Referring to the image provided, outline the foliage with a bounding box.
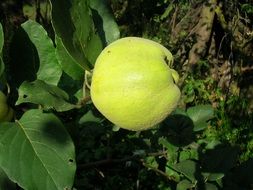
[0,0,252,189]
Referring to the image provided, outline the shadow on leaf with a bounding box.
[158,114,195,146]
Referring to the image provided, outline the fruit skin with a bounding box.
[0,91,13,122]
[90,37,181,131]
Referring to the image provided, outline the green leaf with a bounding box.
[176,179,193,190]
[21,20,62,85]
[159,137,178,164]
[179,148,199,162]
[0,23,3,53]
[160,3,174,20]
[187,105,214,131]
[112,125,120,131]
[0,167,16,190]
[0,109,76,190]
[165,166,181,182]
[50,0,103,78]
[173,108,188,116]
[84,33,103,66]
[202,172,224,181]
[0,57,4,79]
[173,160,197,183]
[241,4,253,14]
[16,80,76,112]
[70,0,103,66]
[144,156,158,169]
[55,36,84,80]
[0,22,4,78]
[8,27,39,86]
[205,140,221,149]
[79,110,103,124]
[50,0,90,78]
[205,183,218,190]
[57,72,84,101]
[90,0,120,45]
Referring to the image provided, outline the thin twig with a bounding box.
[78,151,167,170]
[141,161,177,182]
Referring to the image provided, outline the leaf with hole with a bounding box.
[16,80,76,112]
[0,109,76,190]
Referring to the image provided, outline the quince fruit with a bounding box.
[91,37,181,131]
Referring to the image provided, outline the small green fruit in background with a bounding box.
[0,91,14,122]
[90,37,181,131]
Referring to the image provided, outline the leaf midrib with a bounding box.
[16,119,58,190]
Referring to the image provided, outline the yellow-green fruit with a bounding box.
[0,91,13,122]
[90,37,181,131]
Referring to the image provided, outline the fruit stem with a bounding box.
[76,96,91,108]
[84,70,92,90]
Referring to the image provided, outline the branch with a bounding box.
[141,161,177,182]
[78,151,167,170]
[241,65,253,73]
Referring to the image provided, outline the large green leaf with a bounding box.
[0,109,76,190]
[16,80,76,112]
[50,0,103,79]
[90,0,120,45]
[84,33,103,66]
[50,0,89,79]
[21,20,62,85]
[187,105,214,131]
[71,0,103,66]
[0,167,16,190]
[55,36,84,80]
